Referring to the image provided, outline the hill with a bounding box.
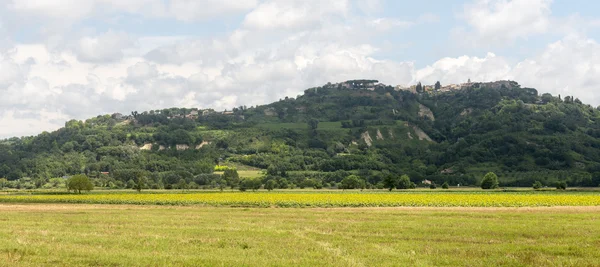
[2,79,600,189]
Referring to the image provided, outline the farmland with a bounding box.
[1,190,600,207]
[1,204,599,266]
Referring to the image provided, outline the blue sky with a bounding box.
[0,0,599,137]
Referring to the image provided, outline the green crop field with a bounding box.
[1,204,599,266]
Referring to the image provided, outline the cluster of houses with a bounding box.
[396,79,517,93]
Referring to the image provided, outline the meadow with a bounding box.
[1,204,599,266]
[1,190,600,207]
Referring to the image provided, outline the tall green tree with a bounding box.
[67,174,94,194]
[481,172,499,189]
[397,175,412,189]
[383,174,400,191]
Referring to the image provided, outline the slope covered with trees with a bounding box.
[2,80,600,189]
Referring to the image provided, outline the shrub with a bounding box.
[441,182,449,189]
[481,172,499,189]
[556,181,567,190]
[67,175,94,194]
[397,175,412,189]
[429,183,437,189]
[340,175,365,190]
[532,181,543,190]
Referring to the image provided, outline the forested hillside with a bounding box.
[2,79,600,189]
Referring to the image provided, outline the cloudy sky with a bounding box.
[1,0,599,138]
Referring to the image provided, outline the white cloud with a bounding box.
[242,0,349,30]
[461,0,552,43]
[72,31,136,63]
[167,0,257,21]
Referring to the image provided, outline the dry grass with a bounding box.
[1,203,599,266]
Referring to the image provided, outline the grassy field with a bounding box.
[1,204,599,266]
[1,191,600,207]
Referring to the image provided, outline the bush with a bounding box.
[429,183,437,189]
[340,175,365,190]
[481,172,499,189]
[67,175,94,194]
[556,181,567,190]
[397,175,412,189]
[532,180,543,190]
[441,182,449,189]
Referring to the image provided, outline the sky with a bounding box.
[1,0,599,138]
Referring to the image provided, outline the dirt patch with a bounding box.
[139,143,152,150]
[460,108,473,116]
[410,125,433,142]
[376,129,384,140]
[361,131,373,147]
[195,141,211,149]
[176,144,190,150]
[418,104,435,121]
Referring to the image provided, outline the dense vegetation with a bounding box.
[2,79,600,190]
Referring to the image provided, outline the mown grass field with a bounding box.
[1,204,599,266]
[1,190,600,207]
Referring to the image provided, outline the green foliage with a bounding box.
[2,80,600,190]
[556,181,567,190]
[441,182,449,189]
[340,175,365,189]
[397,175,412,189]
[430,183,437,189]
[532,181,543,190]
[264,179,277,191]
[223,169,240,189]
[383,174,400,191]
[67,175,93,194]
[481,172,499,189]
[239,177,262,191]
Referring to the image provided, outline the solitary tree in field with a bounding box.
[480,172,499,189]
[441,182,449,189]
[532,181,543,190]
[265,179,277,191]
[397,175,412,189]
[383,174,400,191]
[67,174,94,194]
[134,174,147,193]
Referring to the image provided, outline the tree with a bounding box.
[434,81,441,90]
[429,182,437,189]
[556,181,567,190]
[308,119,319,131]
[223,169,240,189]
[441,182,449,189]
[67,174,94,194]
[481,172,499,189]
[383,174,400,191]
[134,174,147,192]
[416,82,423,93]
[0,178,7,189]
[265,179,277,191]
[177,179,188,190]
[240,177,261,191]
[532,180,543,190]
[340,175,364,189]
[397,175,412,189]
